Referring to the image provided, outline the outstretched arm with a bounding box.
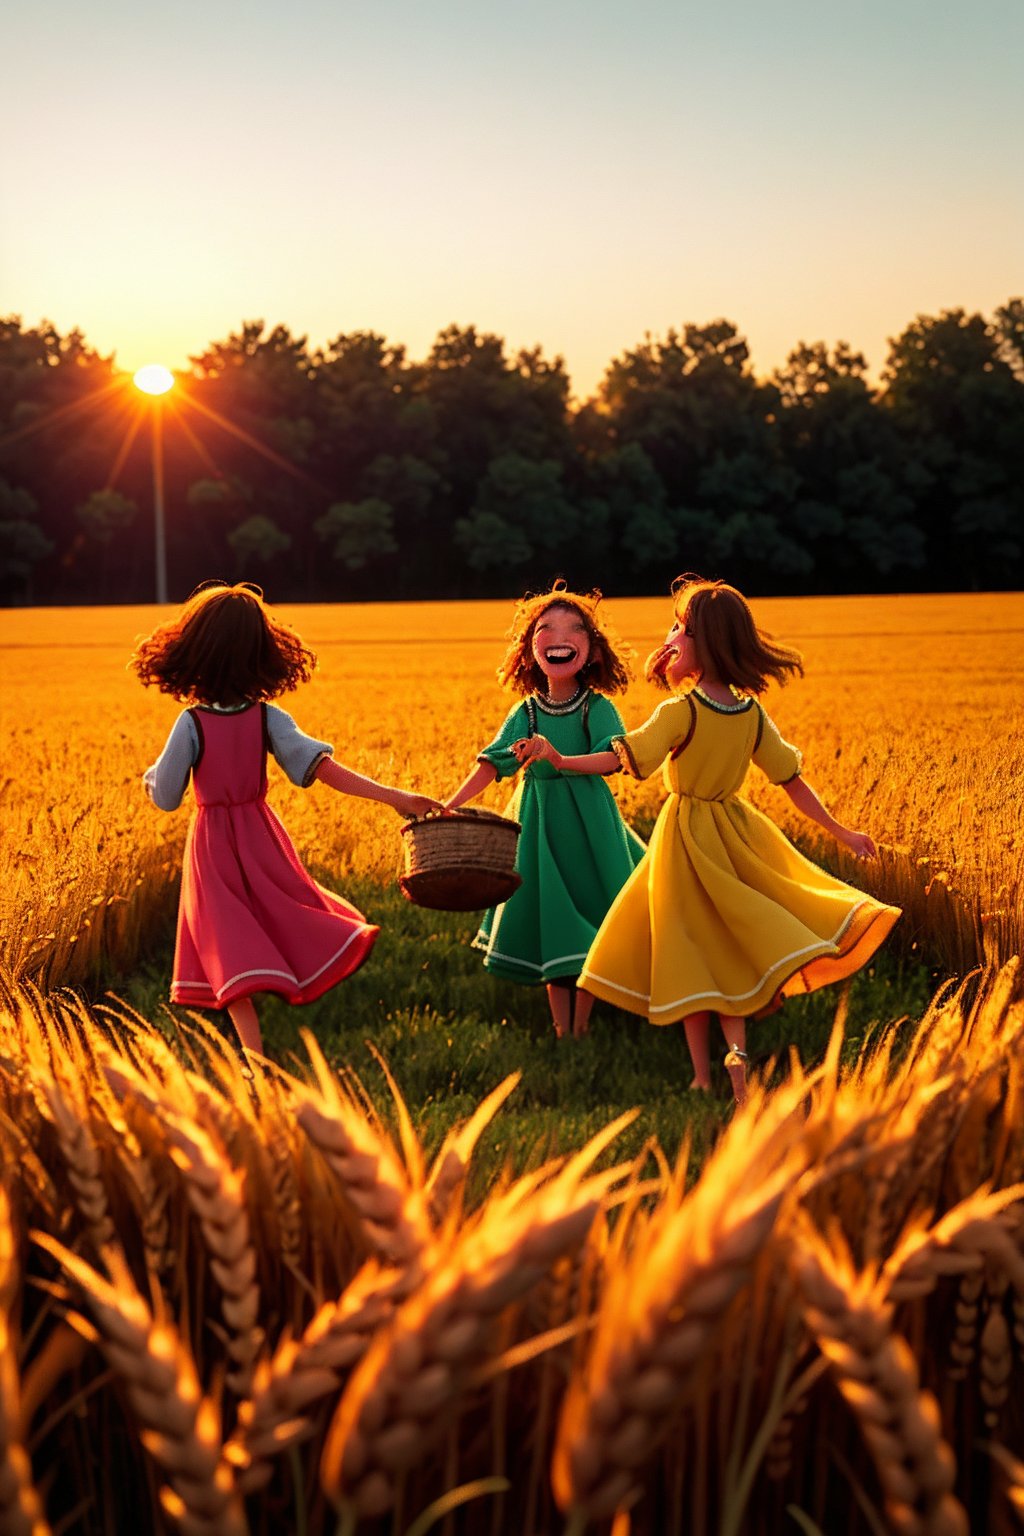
[444,760,498,810]
[314,757,440,818]
[512,736,619,775]
[781,776,877,859]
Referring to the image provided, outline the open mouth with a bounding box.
[544,646,578,664]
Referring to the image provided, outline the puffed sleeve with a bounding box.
[266,705,333,788]
[477,702,530,782]
[612,696,696,780]
[751,708,803,785]
[143,711,199,811]
[587,693,627,753]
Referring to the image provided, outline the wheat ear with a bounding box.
[425,1072,521,1230]
[40,1079,116,1254]
[34,1234,248,1536]
[553,1077,812,1524]
[102,1058,261,1396]
[792,1219,968,1536]
[322,1114,634,1520]
[295,1032,433,1269]
[226,1258,410,1493]
[0,1189,52,1536]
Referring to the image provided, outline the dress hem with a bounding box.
[171,923,380,1010]
[579,902,901,1024]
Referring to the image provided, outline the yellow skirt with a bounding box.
[579,792,901,1024]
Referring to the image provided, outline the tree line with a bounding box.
[1,301,1021,604]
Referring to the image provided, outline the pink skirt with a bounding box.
[170,799,378,1010]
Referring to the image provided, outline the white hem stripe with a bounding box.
[581,905,867,1014]
[174,923,375,999]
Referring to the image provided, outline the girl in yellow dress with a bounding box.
[513,575,901,1101]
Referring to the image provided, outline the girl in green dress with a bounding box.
[445,584,645,1039]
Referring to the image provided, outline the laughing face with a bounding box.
[530,603,592,687]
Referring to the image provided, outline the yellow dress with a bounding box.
[579,687,901,1024]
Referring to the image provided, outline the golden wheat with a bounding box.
[3,593,1022,987]
[0,1188,52,1536]
[101,1057,262,1397]
[0,935,1021,1529]
[35,1237,249,1536]
[791,1222,968,1536]
[322,1117,632,1521]
[552,1074,815,1524]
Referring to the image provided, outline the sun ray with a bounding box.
[0,376,126,449]
[175,385,325,492]
[165,397,223,480]
[104,401,147,490]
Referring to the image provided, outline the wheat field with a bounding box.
[1,591,1023,1534]
[2,592,1022,989]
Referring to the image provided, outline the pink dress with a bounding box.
[167,704,378,1009]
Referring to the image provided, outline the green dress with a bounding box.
[474,690,646,983]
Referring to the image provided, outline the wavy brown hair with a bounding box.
[646,574,804,695]
[496,582,632,697]
[130,582,317,706]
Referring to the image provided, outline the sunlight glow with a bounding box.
[133,364,174,396]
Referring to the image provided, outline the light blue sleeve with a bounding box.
[143,711,198,811]
[266,705,333,788]
[477,701,530,782]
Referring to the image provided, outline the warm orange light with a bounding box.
[133,364,174,396]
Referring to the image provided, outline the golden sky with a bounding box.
[3,0,1022,397]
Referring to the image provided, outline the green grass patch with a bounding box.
[115,877,935,1188]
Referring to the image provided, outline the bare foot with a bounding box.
[689,1077,711,1093]
[572,1022,590,1039]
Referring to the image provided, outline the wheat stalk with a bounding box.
[322,1115,634,1521]
[0,1188,52,1536]
[425,1072,521,1231]
[553,1077,813,1524]
[102,1057,261,1396]
[295,1033,433,1270]
[226,1258,410,1493]
[34,1234,248,1536]
[791,1219,968,1536]
[40,1079,116,1255]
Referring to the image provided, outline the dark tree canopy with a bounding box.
[0,303,1021,604]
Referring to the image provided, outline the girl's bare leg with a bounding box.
[547,983,572,1039]
[572,986,594,1038]
[720,1014,747,1104]
[226,996,263,1055]
[683,1010,712,1090]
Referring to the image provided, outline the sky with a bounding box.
[3,0,1022,399]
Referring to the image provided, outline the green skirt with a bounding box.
[474,772,645,983]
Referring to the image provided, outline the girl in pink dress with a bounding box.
[133,582,437,1056]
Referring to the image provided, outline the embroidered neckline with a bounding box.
[534,687,590,717]
[692,686,754,715]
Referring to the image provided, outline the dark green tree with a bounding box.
[314,499,398,576]
[881,309,1024,586]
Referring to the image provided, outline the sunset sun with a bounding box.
[133,363,174,395]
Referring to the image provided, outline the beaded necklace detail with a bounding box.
[535,685,588,716]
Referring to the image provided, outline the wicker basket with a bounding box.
[399,807,522,911]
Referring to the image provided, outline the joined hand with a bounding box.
[512,735,559,766]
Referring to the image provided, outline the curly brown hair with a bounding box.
[646,574,804,695]
[130,581,317,705]
[496,581,633,696]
